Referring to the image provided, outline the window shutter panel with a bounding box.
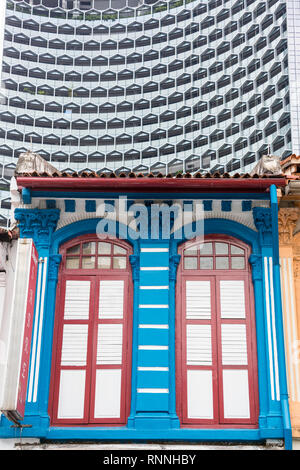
[186,324,212,365]
[186,280,211,319]
[96,324,123,365]
[61,324,88,366]
[64,280,90,320]
[99,280,124,319]
[220,280,245,318]
[221,324,248,365]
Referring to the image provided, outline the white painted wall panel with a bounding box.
[57,370,86,419]
[186,324,212,365]
[223,369,250,419]
[64,280,90,320]
[96,324,123,365]
[61,324,88,366]
[94,369,121,418]
[220,280,245,319]
[186,281,211,319]
[221,324,248,365]
[187,370,214,420]
[99,280,124,319]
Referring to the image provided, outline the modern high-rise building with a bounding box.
[0,0,296,225]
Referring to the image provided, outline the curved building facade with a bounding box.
[0,0,292,224]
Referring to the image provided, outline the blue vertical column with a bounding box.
[270,185,292,449]
[131,240,179,429]
[253,206,291,445]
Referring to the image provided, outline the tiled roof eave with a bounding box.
[15,173,286,194]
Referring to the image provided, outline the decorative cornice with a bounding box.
[253,207,272,246]
[249,254,263,281]
[169,254,181,282]
[278,208,300,245]
[48,254,62,282]
[14,208,60,251]
[129,255,139,281]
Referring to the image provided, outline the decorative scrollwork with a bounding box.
[278,208,300,245]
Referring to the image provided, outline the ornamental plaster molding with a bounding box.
[253,207,272,246]
[278,208,300,245]
[48,254,62,282]
[129,255,140,281]
[249,254,263,281]
[14,208,60,251]
[293,256,300,279]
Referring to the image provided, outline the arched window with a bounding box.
[50,236,133,426]
[176,236,258,426]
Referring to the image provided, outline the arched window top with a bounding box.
[62,236,132,271]
[181,236,248,271]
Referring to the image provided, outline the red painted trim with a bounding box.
[49,235,133,426]
[16,176,286,193]
[176,235,259,428]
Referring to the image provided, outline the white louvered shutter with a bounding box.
[56,279,91,421]
[221,324,247,365]
[186,280,211,319]
[186,324,212,366]
[185,279,214,422]
[219,278,250,421]
[220,280,245,319]
[99,280,124,319]
[64,280,90,320]
[96,324,123,365]
[93,279,125,419]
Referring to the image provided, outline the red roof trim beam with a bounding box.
[16,176,286,194]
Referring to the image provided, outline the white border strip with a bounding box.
[141,248,169,253]
[139,304,169,309]
[140,267,169,271]
[139,324,169,329]
[138,346,168,350]
[140,286,169,290]
[137,388,169,393]
[138,367,169,371]
[264,256,275,401]
[27,258,42,403]
[268,257,280,401]
[33,257,48,402]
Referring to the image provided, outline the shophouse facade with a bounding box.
[0,152,292,448]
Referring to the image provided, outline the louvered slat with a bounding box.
[186,280,211,319]
[220,280,245,319]
[64,280,90,320]
[61,324,88,366]
[221,324,248,365]
[96,324,123,365]
[99,280,124,319]
[186,324,212,365]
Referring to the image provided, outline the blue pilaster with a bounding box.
[130,239,180,429]
[270,185,292,450]
[253,205,292,446]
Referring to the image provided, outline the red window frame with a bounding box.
[49,235,133,426]
[176,235,259,428]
